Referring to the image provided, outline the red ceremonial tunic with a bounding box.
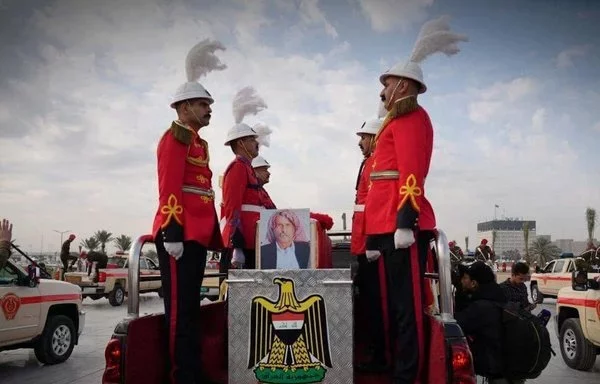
[351,155,375,255]
[220,156,263,249]
[152,121,223,250]
[364,97,436,235]
[258,186,276,209]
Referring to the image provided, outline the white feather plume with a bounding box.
[409,15,468,64]
[185,39,227,82]
[232,86,268,124]
[253,122,273,148]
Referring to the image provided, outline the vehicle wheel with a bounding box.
[108,284,125,306]
[559,318,597,370]
[34,315,76,365]
[530,283,543,304]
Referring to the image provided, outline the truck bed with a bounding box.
[113,301,449,384]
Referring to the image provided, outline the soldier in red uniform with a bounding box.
[220,87,267,269]
[351,118,388,372]
[252,155,277,209]
[152,39,226,384]
[476,238,495,262]
[364,17,467,383]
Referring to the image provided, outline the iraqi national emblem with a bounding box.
[248,278,332,384]
[1,293,21,320]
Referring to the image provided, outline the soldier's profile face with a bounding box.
[357,133,373,156]
[255,166,270,184]
[273,215,295,248]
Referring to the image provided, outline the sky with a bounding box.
[1,0,599,254]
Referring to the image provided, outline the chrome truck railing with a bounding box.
[434,229,454,321]
[127,235,146,319]
[326,228,455,319]
[127,235,229,319]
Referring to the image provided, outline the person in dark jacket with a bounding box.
[82,251,108,283]
[455,261,523,383]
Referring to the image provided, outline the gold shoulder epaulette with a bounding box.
[377,96,420,141]
[389,95,419,119]
[169,121,193,145]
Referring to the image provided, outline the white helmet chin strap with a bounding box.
[385,79,403,110]
[187,100,204,127]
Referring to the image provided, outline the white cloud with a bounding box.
[556,44,592,68]
[0,0,375,253]
[357,0,435,32]
[298,0,338,38]
[531,108,545,132]
[468,77,537,124]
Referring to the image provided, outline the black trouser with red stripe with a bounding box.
[356,254,386,363]
[376,230,433,384]
[156,238,207,384]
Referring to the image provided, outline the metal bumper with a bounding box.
[227,269,353,384]
[81,285,105,295]
[78,310,86,336]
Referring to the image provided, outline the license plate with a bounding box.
[200,287,209,293]
[82,287,98,294]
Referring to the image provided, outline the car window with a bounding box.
[567,260,574,273]
[543,261,555,273]
[139,258,148,270]
[146,258,157,269]
[0,263,20,285]
[553,260,565,273]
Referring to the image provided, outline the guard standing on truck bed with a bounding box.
[364,16,468,383]
[220,86,267,269]
[60,234,78,279]
[152,39,226,384]
[351,117,387,372]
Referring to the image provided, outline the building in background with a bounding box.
[553,238,598,255]
[477,219,537,258]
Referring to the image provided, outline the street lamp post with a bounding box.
[53,229,71,249]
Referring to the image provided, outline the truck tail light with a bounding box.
[99,272,107,283]
[102,337,122,384]
[450,339,476,384]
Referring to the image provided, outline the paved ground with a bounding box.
[0,291,598,383]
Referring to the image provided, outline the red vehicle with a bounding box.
[102,229,475,384]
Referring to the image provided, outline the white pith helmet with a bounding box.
[252,155,270,169]
[379,61,427,94]
[380,15,468,96]
[171,39,226,109]
[170,82,214,108]
[356,118,384,136]
[224,123,258,146]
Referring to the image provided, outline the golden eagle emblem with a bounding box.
[248,278,332,383]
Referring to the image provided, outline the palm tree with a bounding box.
[113,235,132,252]
[522,222,530,263]
[94,230,114,254]
[586,207,596,250]
[464,236,469,252]
[80,237,100,251]
[529,237,561,266]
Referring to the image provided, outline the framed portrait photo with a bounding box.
[256,208,314,270]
